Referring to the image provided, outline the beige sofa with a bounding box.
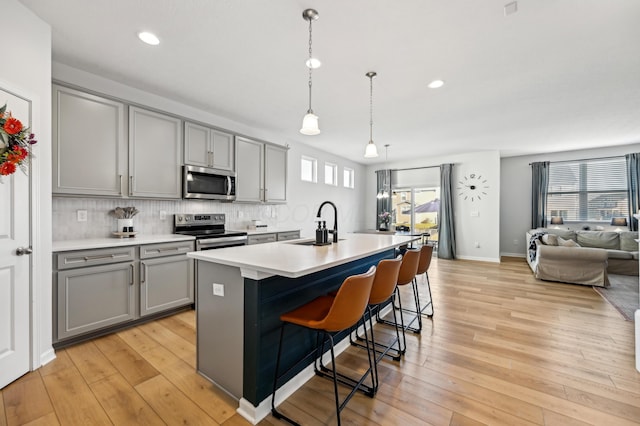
[525,228,639,287]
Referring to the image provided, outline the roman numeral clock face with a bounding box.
[457,173,489,202]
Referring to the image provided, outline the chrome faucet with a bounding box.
[316,201,338,243]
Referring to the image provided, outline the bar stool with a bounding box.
[271,266,377,426]
[377,248,421,336]
[416,244,434,317]
[348,255,403,393]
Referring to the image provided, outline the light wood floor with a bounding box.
[2,257,639,425]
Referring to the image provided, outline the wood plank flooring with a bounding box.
[2,257,639,425]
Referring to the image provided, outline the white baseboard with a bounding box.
[636,310,640,373]
[456,255,501,263]
[39,347,56,367]
[500,252,526,258]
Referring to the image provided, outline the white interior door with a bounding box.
[0,89,31,388]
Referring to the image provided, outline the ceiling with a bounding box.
[20,0,640,165]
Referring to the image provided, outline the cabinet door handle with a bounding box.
[141,262,146,283]
[119,174,123,195]
[209,151,213,167]
[129,176,133,196]
[158,247,183,252]
[84,254,116,261]
[129,264,134,286]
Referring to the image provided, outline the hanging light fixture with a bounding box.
[364,71,379,158]
[300,9,320,135]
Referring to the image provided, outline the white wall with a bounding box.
[2,0,53,367]
[366,150,501,262]
[51,64,367,239]
[500,142,640,257]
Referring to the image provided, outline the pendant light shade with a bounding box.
[300,9,320,135]
[364,71,379,158]
[365,141,378,158]
[300,112,320,135]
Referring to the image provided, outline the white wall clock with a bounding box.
[457,173,489,201]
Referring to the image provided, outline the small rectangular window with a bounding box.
[301,156,317,183]
[343,167,354,188]
[325,163,338,186]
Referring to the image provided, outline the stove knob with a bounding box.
[185,217,190,222]
[177,216,183,222]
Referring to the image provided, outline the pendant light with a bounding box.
[300,9,320,135]
[364,71,379,158]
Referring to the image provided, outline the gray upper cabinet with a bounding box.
[184,121,235,171]
[235,137,264,202]
[129,106,182,199]
[235,137,288,203]
[52,84,127,196]
[265,144,287,203]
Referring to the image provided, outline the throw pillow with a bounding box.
[541,234,558,246]
[558,236,580,247]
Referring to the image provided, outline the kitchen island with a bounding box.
[187,233,417,423]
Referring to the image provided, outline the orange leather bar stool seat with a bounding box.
[416,244,434,317]
[271,266,377,426]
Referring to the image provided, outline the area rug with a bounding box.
[594,274,639,321]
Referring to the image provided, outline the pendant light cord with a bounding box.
[369,74,374,142]
[307,18,313,113]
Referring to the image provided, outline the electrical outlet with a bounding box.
[160,210,167,220]
[474,241,480,248]
[513,239,519,245]
[237,210,243,218]
[212,283,224,297]
[77,210,87,222]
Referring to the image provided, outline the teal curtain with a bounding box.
[625,153,640,231]
[531,161,549,229]
[438,164,456,259]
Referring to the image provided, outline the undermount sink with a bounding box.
[287,239,345,246]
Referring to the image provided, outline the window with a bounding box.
[547,157,628,222]
[343,167,354,188]
[324,162,337,186]
[301,156,317,183]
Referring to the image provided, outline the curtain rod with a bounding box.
[375,165,440,172]
[529,154,625,166]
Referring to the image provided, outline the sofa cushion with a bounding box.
[541,234,559,246]
[557,237,580,247]
[576,231,619,249]
[619,231,639,252]
[606,249,633,260]
[539,228,577,241]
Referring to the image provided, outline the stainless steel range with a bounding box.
[174,213,247,250]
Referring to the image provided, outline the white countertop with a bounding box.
[52,234,195,252]
[187,233,418,278]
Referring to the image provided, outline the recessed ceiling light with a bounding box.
[138,31,160,46]
[305,57,321,69]
[428,79,445,89]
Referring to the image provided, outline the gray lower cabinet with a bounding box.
[56,259,135,341]
[140,242,194,316]
[247,233,277,245]
[276,231,300,241]
[53,241,194,345]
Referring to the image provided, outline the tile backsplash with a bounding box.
[53,197,282,241]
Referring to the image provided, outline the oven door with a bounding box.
[196,236,248,250]
[183,165,236,201]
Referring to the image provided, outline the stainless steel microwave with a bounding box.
[183,165,236,201]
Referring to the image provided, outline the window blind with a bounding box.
[547,157,628,222]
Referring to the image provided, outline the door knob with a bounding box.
[16,247,33,256]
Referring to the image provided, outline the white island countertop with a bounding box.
[188,233,418,279]
[53,234,196,252]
